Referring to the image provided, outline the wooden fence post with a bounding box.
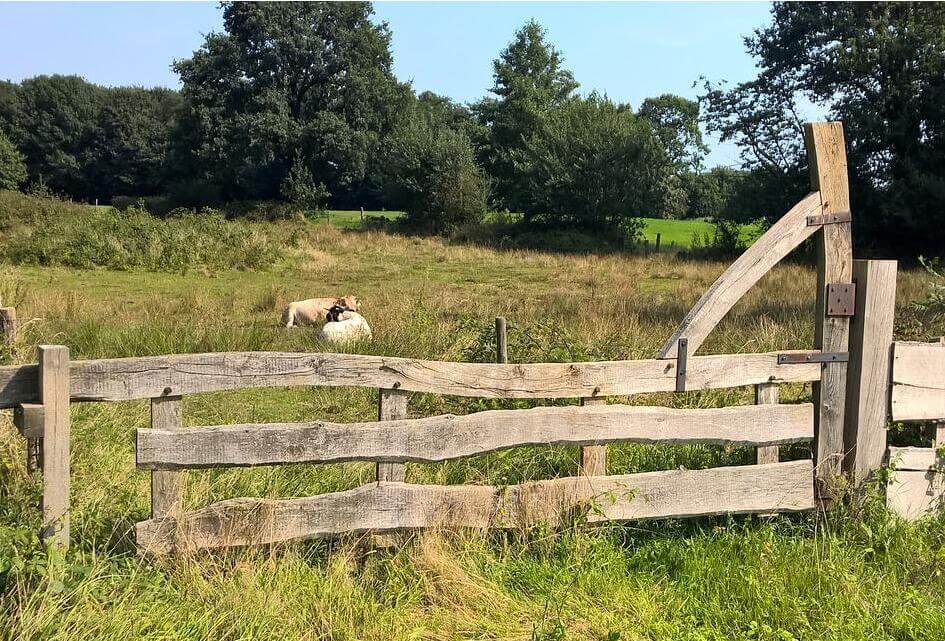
[38,345,70,548]
[804,122,853,490]
[150,396,184,518]
[579,396,607,476]
[495,317,508,364]
[0,307,16,345]
[755,383,780,464]
[655,233,661,254]
[376,389,408,482]
[844,260,897,484]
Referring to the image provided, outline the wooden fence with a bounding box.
[6,120,941,555]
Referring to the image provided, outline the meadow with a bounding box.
[1,192,944,640]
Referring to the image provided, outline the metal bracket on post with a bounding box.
[777,351,848,365]
[675,338,688,392]
[826,283,856,317]
[806,211,852,227]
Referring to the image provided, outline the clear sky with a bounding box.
[0,1,780,167]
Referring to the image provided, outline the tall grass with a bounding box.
[0,195,944,639]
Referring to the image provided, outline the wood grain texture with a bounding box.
[136,460,815,554]
[149,396,184,519]
[137,403,815,470]
[38,345,70,548]
[886,469,944,520]
[376,388,408,482]
[891,342,945,421]
[844,260,897,482]
[755,383,780,465]
[887,447,943,472]
[580,397,608,476]
[0,307,16,345]
[0,350,823,408]
[657,191,822,359]
[805,122,853,483]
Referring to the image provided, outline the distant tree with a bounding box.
[474,20,578,211]
[0,129,27,190]
[519,93,672,230]
[681,167,747,219]
[281,152,329,213]
[701,2,945,255]
[1,75,105,198]
[638,94,708,172]
[88,87,181,198]
[172,1,411,205]
[380,109,489,233]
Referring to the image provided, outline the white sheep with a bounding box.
[317,307,373,344]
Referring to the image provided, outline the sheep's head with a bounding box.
[325,305,347,323]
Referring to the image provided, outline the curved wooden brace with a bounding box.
[657,191,823,359]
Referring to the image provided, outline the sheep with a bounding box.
[317,305,373,344]
[282,295,359,328]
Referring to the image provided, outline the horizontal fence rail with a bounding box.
[136,460,815,554]
[136,403,815,470]
[0,350,823,408]
[890,341,945,421]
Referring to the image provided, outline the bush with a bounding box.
[0,191,290,273]
[0,130,26,191]
[380,113,489,233]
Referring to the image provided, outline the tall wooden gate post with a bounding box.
[804,122,854,489]
[38,345,70,548]
[843,260,897,484]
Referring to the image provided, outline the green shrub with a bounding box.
[0,192,291,273]
[0,131,27,191]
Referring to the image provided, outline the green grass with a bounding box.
[1,193,944,640]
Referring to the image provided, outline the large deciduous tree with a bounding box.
[701,2,945,255]
[172,1,411,205]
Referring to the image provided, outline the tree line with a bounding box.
[1,2,944,257]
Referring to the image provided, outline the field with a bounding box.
[1,195,944,640]
[320,209,742,249]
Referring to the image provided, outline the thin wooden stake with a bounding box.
[0,307,16,345]
[376,388,408,482]
[805,122,853,490]
[755,383,780,464]
[38,345,70,548]
[655,233,661,254]
[150,396,184,518]
[495,317,508,364]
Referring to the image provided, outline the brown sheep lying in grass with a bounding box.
[282,295,359,328]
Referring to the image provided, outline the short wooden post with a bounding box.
[654,233,661,254]
[376,389,408,482]
[38,345,70,548]
[495,317,508,364]
[579,396,607,476]
[804,122,853,488]
[150,396,184,518]
[755,383,780,464]
[0,307,16,345]
[360,206,365,223]
[843,260,897,484]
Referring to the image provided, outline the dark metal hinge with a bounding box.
[807,211,852,227]
[777,351,849,365]
[675,338,688,392]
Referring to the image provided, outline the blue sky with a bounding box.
[0,1,783,166]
